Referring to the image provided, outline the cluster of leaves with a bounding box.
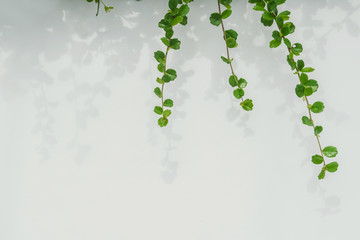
[209,0,253,111]
[249,0,339,179]
[153,0,193,127]
[86,0,114,16]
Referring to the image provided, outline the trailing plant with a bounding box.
[153,0,193,127]
[209,0,253,111]
[248,0,339,179]
[83,0,339,180]
[86,0,114,16]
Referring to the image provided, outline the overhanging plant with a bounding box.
[86,0,339,180]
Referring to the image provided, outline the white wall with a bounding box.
[1,0,360,239]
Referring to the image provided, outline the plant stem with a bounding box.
[161,46,171,108]
[216,0,244,102]
[275,22,327,168]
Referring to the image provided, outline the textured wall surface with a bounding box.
[1,0,360,239]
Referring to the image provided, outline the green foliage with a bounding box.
[86,0,114,16]
[249,0,339,180]
[153,0,193,127]
[210,0,253,112]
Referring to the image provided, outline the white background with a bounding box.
[1,0,360,239]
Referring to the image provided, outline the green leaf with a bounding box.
[161,37,170,47]
[304,87,313,96]
[297,59,304,70]
[295,84,305,98]
[209,13,222,26]
[267,2,277,13]
[281,22,295,36]
[163,109,172,118]
[229,75,238,87]
[261,16,274,27]
[272,31,282,41]
[326,162,339,173]
[164,99,174,107]
[154,106,163,115]
[323,146,338,158]
[301,67,315,73]
[283,38,291,48]
[168,0,178,11]
[165,69,177,81]
[270,39,281,48]
[238,78,247,88]
[157,63,165,73]
[311,101,325,113]
[158,117,168,127]
[154,51,165,64]
[165,28,174,39]
[226,37,237,48]
[179,4,190,16]
[312,155,324,165]
[170,16,183,26]
[240,99,253,111]
[156,77,164,84]
[305,80,319,92]
[314,126,323,135]
[262,11,275,20]
[275,0,287,5]
[169,38,181,50]
[154,87,162,98]
[300,73,308,84]
[220,0,232,5]
[318,169,326,180]
[158,19,171,29]
[225,29,238,40]
[222,9,232,19]
[233,88,244,99]
[221,56,231,64]
[291,43,303,55]
[302,116,313,126]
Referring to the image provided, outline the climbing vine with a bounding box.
[84,0,339,180]
[209,0,253,111]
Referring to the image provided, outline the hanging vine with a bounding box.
[209,0,253,111]
[153,0,193,127]
[249,0,339,179]
[83,0,339,180]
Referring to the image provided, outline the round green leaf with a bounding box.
[312,155,324,165]
[158,117,168,127]
[295,84,305,98]
[240,99,253,111]
[314,126,323,135]
[229,75,238,87]
[326,162,339,173]
[226,37,237,48]
[323,146,338,158]
[311,101,325,113]
[154,106,163,115]
[163,99,174,107]
[302,116,313,126]
[233,88,244,99]
[163,109,172,118]
[209,13,222,26]
[238,78,247,88]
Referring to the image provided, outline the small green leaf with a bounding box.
[300,73,308,84]
[161,37,170,47]
[221,56,231,64]
[154,106,163,115]
[272,31,282,41]
[154,87,162,98]
[164,99,174,107]
[302,116,313,126]
[168,0,178,11]
[295,84,305,98]
[226,37,237,48]
[222,9,232,19]
[179,4,190,16]
[291,43,303,55]
[326,162,339,173]
[165,28,174,39]
[262,11,275,20]
[240,99,253,111]
[312,155,324,165]
[297,59,304,70]
[261,16,274,26]
[154,51,165,63]
[301,67,315,73]
[170,16,183,26]
[158,117,168,127]
[209,13,222,26]
[323,146,338,158]
[283,38,291,48]
[305,80,319,92]
[233,88,244,99]
[225,29,238,40]
[238,78,247,88]
[165,69,177,81]
[311,101,325,113]
[318,169,326,180]
[229,75,238,87]
[169,38,181,50]
[157,63,165,73]
[304,87,313,96]
[314,126,323,135]
[270,39,281,48]
[163,109,172,118]
[156,77,164,84]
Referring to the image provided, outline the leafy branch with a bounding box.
[210,0,253,111]
[153,0,193,127]
[249,0,339,179]
[86,0,114,16]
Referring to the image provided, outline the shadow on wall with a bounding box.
[0,0,357,200]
